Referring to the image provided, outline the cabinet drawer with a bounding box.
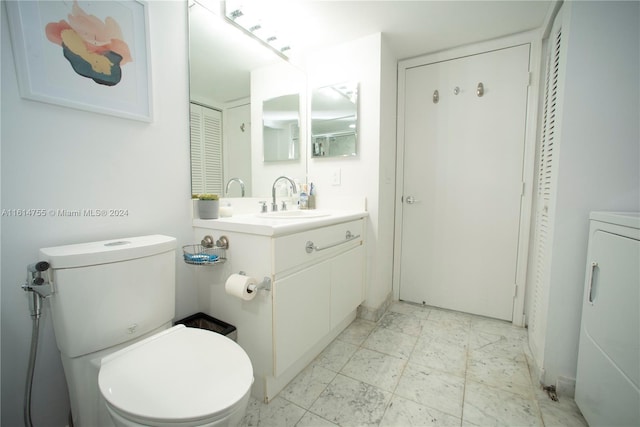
[273,219,364,275]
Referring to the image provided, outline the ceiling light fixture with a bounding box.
[222,0,293,60]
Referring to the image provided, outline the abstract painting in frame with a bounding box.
[5,0,153,122]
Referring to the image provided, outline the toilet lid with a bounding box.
[98,325,253,423]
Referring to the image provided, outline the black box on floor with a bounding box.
[174,312,237,342]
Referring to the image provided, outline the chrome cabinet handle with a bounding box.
[587,262,598,304]
[306,231,361,254]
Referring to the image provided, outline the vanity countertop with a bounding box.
[193,210,368,237]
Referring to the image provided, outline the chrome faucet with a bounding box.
[225,178,245,197]
[271,176,297,211]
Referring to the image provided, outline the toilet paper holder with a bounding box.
[238,271,271,293]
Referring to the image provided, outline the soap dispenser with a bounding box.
[299,184,309,210]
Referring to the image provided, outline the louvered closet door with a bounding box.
[399,45,530,321]
[190,103,223,195]
[528,9,563,367]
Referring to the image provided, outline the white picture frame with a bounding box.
[5,0,153,122]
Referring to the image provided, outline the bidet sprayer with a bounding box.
[27,261,49,285]
[22,261,53,313]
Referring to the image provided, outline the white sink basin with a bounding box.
[258,210,331,219]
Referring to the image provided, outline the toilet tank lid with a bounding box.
[39,235,176,269]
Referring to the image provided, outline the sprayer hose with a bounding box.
[24,315,39,427]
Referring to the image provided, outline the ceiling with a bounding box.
[251,0,554,61]
[189,0,554,103]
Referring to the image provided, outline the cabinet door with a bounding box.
[273,262,330,375]
[331,245,364,329]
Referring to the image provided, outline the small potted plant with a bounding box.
[193,193,219,219]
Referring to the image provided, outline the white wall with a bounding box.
[1,2,195,425]
[306,33,398,314]
[375,35,399,311]
[541,0,640,387]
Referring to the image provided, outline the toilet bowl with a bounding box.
[99,325,253,427]
[39,235,254,426]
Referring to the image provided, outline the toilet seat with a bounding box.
[98,325,253,425]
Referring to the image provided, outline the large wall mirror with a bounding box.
[311,82,358,158]
[188,1,306,198]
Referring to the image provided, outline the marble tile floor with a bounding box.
[240,301,588,427]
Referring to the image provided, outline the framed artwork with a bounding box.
[5,0,153,122]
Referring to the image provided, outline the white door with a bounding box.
[528,9,563,363]
[399,45,530,321]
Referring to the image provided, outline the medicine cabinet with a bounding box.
[310,82,358,158]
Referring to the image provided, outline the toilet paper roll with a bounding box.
[225,274,258,301]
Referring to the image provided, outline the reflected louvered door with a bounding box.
[528,10,563,367]
[201,107,223,194]
[190,103,204,194]
[190,103,223,195]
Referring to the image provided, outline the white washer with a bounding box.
[99,325,253,427]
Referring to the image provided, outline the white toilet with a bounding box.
[40,235,253,427]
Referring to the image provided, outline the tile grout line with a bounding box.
[376,307,429,425]
[460,319,472,427]
[360,310,406,426]
[294,317,381,426]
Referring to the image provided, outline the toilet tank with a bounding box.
[40,235,177,358]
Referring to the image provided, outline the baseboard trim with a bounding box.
[357,292,393,322]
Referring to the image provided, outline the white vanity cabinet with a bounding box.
[273,219,364,376]
[193,211,366,402]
